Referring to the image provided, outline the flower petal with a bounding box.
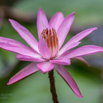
[66,45,103,58]
[49,12,64,31]
[17,54,45,62]
[0,37,37,56]
[37,8,49,39]
[9,19,39,52]
[65,27,97,46]
[50,57,71,65]
[7,63,39,85]
[58,42,81,56]
[38,36,51,59]
[54,64,82,98]
[37,61,54,73]
[57,12,75,48]
[74,57,90,67]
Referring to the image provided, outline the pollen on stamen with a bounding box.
[41,28,59,58]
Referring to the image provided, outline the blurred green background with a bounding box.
[0,0,103,103]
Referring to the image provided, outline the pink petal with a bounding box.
[49,12,64,32]
[9,19,39,52]
[38,36,51,59]
[17,54,45,62]
[74,57,90,67]
[0,37,37,56]
[66,27,97,46]
[7,63,39,85]
[50,57,71,65]
[66,45,103,58]
[57,12,75,48]
[58,42,81,56]
[37,8,49,39]
[54,64,83,98]
[37,61,54,73]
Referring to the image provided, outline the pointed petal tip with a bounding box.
[9,19,15,23]
[87,27,97,33]
[78,95,83,98]
[55,64,83,98]
[74,91,83,98]
[7,80,18,85]
[74,57,90,67]
[38,7,44,13]
[72,12,75,15]
[7,81,12,85]
[7,63,39,85]
[69,12,75,17]
[39,7,42,10]
[9,19,13,23]
[7,82,10,85]
[8,18,11,21]
[92,27,98,30]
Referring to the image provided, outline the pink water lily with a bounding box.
[0,8,103,98]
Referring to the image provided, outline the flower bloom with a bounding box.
[0,8,103,98]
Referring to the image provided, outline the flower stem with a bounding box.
[48,70,59,103]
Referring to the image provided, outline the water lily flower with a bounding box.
[0,8,103,98]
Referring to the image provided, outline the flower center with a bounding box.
[41,28,59,58]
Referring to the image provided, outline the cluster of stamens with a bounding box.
[41,28,59,58]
